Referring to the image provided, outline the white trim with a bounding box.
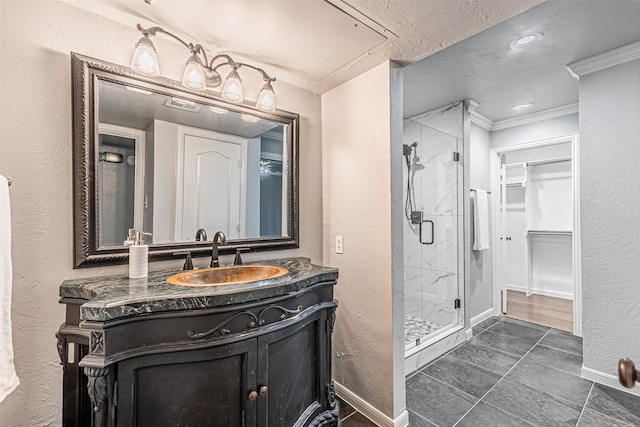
[492,104,578,131]
[470,111,493,131]
[470,308,495,328]
[581,366,640,397]
[506,284,573,300]
[334,382,409,427]
[490,134,582,336]
[568,40,640,78]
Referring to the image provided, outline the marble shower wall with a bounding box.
[403,105,462,330]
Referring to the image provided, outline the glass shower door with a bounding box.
[403,119,462,353]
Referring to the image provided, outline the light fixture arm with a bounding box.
[210,55,276,83]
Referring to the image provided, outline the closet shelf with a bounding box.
[501,181,526,188]
[527,230,572,236]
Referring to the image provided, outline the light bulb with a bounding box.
[222,69,243,103]
[131,36,159,76]
[181,54,206,91]
[256,81,276,112]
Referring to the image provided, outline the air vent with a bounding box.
[164,98,201,112]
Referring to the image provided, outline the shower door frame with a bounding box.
[490,134,582,336]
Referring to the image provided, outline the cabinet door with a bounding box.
[117,339,257,427]
[256,311,328,427]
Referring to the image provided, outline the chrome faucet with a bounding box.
[210,231,227,268]
[195,228,208,241]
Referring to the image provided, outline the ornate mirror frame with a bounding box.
[72,53,299,268]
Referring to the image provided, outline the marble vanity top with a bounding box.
[60,257,338,322]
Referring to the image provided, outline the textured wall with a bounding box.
[322,62,404,420]
[469,123,492,319]
[579,57,640,375]
[0,2,322,425]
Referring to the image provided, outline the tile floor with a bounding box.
[339,316,640,426]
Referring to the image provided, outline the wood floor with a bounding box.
[503,290,573,332]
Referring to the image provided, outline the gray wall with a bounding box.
[491,114,578,149]
[469,123,492,320]
[579,57,640,377]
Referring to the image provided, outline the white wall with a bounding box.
[579,57,640,378]
[491,113,578,149]
[469,122,492,319]
[322,61,406,423]
[0,2,323,425]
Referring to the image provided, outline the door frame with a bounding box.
[490,134,582,336]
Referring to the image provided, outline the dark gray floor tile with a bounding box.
[490,318,549,342]
[539,329,583,356]
[474,316,501,331]
[408,410,437,427]
[472,329,537,357]
[406,372,477,426]
[421,354,502,398]
[585,383,640,425]
[449,339,520,376]
[338,397,356,420]
[525,344,583,376]
[456,402,535,427]
[342,411,377,426]
[577,407,636,427]
[501,316,551,331]
[483,378,582,426]
[506,359,593,406]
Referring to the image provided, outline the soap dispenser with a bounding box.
[129,230,152,279]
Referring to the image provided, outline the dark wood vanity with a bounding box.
[56,258,339,426]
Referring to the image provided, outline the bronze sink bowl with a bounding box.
[166,265,288,287]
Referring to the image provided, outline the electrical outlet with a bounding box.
[335,235,344,254]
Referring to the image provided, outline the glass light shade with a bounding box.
[131,37,159,76]
[256,82,276,111]
[182,55,206,91]
[222,69,243,103]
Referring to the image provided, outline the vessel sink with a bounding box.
[166,265,288,287]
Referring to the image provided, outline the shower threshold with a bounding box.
[404,322,463,357]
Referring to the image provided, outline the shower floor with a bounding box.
[404,315,442,345]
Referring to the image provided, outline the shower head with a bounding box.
[403,142,418,156]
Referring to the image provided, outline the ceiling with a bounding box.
[58,0,640,123]
[404,0,640,122]
[58,0,539,93]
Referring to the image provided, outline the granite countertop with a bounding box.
[60,257,338,322]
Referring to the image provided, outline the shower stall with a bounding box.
[402,102,466,367]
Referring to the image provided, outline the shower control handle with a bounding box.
[420,219,434,245]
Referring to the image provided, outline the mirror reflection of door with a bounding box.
[98,124,146,247]
[180,133,243,240]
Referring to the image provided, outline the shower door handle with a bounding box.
[420,219,434,245]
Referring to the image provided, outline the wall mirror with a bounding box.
[72,53,299,268]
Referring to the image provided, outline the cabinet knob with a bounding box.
[248,390,258,401]
[259,385,268,395]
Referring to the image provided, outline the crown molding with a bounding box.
[491,103,578,131]
[470,111,493,131]
[568,40,640,78]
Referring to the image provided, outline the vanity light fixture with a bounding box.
[509,32,543,50]
[131,23,277,111]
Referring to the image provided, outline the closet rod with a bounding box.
[470,188,491,194]
[526,156,571,167]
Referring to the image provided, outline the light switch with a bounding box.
[335,235,344,254]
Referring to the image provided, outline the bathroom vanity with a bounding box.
[56,258,339,426]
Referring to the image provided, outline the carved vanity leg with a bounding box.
[84,367,114,427]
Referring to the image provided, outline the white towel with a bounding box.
[473,189,490,251]
[0,175,19,402]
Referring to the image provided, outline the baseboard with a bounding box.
[581,366,640,397]
[334,381,409,427]
[470,308,495,327]
[507,284,573,300]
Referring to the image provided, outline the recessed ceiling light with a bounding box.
[512,103,533,111]
[208,106,228,114]
[510,32,543,50]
